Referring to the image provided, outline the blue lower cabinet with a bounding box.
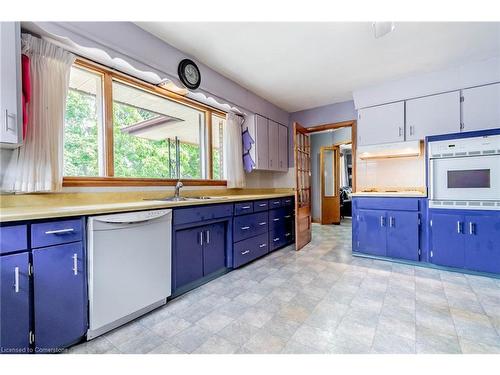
[233,212,268,242]
[32,242,86,352]
[464,214,500,274]
[356,209,387,257]
[269,229,287,251]
[386,211,419,261]
[203,222,226,275]
[0,252,30,353]
[174,226,204,290]
[233,233,268,268]
[430,212,465,269]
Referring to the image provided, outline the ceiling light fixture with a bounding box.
[373,22,395,39]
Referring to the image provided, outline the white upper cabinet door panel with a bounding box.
[268,120,279,171]
[406,91,461,140]
[357,102,405,146]
[462,83,500,132]
[254,114,269,170]
[278,124,288,171]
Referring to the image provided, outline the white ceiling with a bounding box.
[136,22,500,112]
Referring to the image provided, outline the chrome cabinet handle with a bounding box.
[284,215,291,219]
[469,222,475,235]
[457,221,462,234]
[258,222,267,226]
[206,230,210,244]
[285,233,291,237]
[72,254,78,275]
[398,127,402,137]
[259,243,267,248]
[380,216,385,227]
[199,231,204,245]
[14,266,19,293]
[273,218,280,222]
[273,237,280,242]
[241,226,250,230]
[258,203,267,207]
[45,228,74,235]
[241,206,251,209]
[241,250,250,255]
[389,217,395,227]
[5,109,16,131]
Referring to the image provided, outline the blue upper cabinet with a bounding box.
[430,212,465,269]
[464,214,500,274]
[386,211,419,261]
[0,252,30,353]
[356,209,387,257]
[33,241,87,352]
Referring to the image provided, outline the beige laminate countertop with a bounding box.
[351,191,427,198]
[0,193,293,223]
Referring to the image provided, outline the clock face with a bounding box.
[178,59,201,89]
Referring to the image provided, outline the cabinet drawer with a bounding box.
[233,212,268,242]
[269,198,283,209]
[269,207,293,231]
[0,224,27,254]
[354,197,420,212]
[233,233,268,268]
[253,199,269,212]
[269,229,289,251]
[234,202,254,216]
[31,219,83,248]
[173,203,233,225]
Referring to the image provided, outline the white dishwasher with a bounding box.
[87,209,172,339]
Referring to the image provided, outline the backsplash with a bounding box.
[356,155,426,192]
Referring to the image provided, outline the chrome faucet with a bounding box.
[174,180,184,199]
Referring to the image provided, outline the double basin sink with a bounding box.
[145,196,226,202]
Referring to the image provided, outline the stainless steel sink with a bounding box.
[144,196,225,202]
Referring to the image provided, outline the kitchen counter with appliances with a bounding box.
[0,191,295,223]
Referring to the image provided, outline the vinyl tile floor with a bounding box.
[68,220,500,354]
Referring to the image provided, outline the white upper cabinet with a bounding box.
[246,114,269,170]
[357,102,405,146]
[462,83,500,132]
[278,124,288,171]
[0,22,22,147]
[268,120,279,170]
[406,91,461,140]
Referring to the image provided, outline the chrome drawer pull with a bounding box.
[273,218,280,222]
[259,243,267,248]
[241,206,251,209]
[273,201,280,204]
[258,222,267,226]
[72,254,78,275]
[273,238,280,242]
[206,230,210,244]
[258,204,267,207]
[284,215,291,219]
[14,267,19,293]
[241,226,250,230]
[241,250,250,255]
[285,233,291,237]
[469,222,475,235]
[45,228,75,235]
[457,221,461,234]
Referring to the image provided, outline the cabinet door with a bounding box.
[386,211,419,261]
[430,213,465,268]
[254,115,269,169]
[0,22,21,145]
[203,222,226,276]
[356,209,387,256]
[0,252,30,353]
[268,120,279,170]
[278,124,288,171]
[462,83,500,132]
[406,91,461,140]
[465,214,500,274]
[357,102,405,146]
[33,242,86,351]
[174,226,203,290]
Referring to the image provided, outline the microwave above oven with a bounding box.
[428,133,500,210]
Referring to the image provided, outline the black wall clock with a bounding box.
[178,59,201,90]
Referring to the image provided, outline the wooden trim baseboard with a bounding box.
[63,176,227,187]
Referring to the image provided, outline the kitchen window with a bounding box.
[63,59,226,186]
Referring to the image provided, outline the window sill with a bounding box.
[63,177,227,187]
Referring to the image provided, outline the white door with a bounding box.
[406,91,461,140]
[268,120,279,170]
[278,124,288,171]
[254,115,269,170]
[462,83,500,132]
[0,22,21,145]
[357,102,405,146]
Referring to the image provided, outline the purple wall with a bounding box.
[288,100,357,166]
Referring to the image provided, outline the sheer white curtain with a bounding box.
[223,112,245,188]
[3,34,75,193]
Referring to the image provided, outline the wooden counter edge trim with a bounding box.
[63,177,227,187]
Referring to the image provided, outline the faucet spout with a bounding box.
[174,180,184,199]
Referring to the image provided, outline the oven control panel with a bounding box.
[428,134,500,159]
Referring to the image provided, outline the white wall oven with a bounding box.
[428,133,500,210]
